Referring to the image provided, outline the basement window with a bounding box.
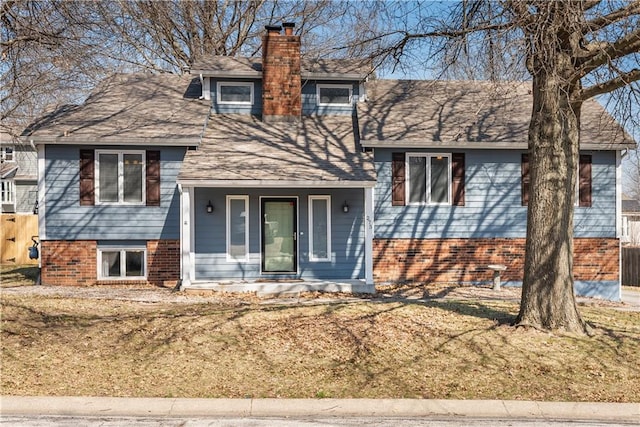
[217,82,254,105]
[98,246,146,280]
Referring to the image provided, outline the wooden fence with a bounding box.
[622,246,640,287]
[0,214,39,265]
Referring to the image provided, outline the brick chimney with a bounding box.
[262,23,301,122]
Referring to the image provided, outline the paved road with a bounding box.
[2,416,638,427]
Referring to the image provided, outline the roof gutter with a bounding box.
[359,139,637,151]
[20,136,202,147]
[192,70,261,78]
[177,179,376,188]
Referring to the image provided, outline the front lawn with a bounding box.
[1,283,638,401]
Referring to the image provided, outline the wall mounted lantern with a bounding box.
[206,200,214,213]
[342,201,349,213]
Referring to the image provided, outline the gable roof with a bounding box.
[178,114,375,186]
[190,56,371,80]
[21,74,210,146]
[358,80,636,150]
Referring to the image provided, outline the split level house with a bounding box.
[21,23,635,300]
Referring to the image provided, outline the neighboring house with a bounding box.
[1,135,38,214]
[621,198,640,245]
[21,23,635,300]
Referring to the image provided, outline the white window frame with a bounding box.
[95,150,146,206]
[97,246,147,280]
[317,84,353,107]
[217,81,254,105]
[226,195,250,262]
[308,195,332,262]
[406,153,452,206]
[1,179,15,204]
[1,146,15,162]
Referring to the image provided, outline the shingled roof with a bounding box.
[178,114,375,186]
[190,56,371,79]
[21,74,210,145]
[0,162,18,179]
[358,80,636,150]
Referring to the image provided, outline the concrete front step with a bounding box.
[182,279,375,295]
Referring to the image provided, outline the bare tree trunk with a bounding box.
[516,80,586,333]
[515,4,587,333]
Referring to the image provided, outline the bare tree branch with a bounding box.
[584,0,640,32]
[578,68,640,100]
[576,28,640,76]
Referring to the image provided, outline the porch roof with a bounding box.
[178,114,375,186]
[358,80,636,150]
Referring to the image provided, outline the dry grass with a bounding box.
[0,265,39,287]
[1,268,639,402]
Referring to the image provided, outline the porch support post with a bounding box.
[364,186,374,286]
[616,150,622,300]
[36,142,46,269]
[180,185,195,289]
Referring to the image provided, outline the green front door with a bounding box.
[261,198,297,273]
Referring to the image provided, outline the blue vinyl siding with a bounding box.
[44,145,186,240]
[374,149,617,239]
[193,188,365,280]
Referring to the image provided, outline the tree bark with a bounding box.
[516,80,587,333]
[515,3,588,334]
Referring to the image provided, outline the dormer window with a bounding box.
[217,81,254,105]
[317,84,352,106]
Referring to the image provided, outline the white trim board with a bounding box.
[177,179,376,188]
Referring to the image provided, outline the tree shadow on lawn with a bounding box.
[0,265,40,287]
[369,291,517,325]
[432,299,516,325]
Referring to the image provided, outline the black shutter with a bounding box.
[521,154,529,206]
[392,153,405,206]
[452,153,465,206]
[579,154,592,207]
[146,150,161,206]
[79,149,95,206]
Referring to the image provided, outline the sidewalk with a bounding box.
[1,396,639,422]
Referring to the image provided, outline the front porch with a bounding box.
[178,185,375,292]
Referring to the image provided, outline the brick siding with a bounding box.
[262,30,301,119]
[40,240,97,286]
[146,239,180,286]
[373,238,619,284]
[40,239,180,286]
